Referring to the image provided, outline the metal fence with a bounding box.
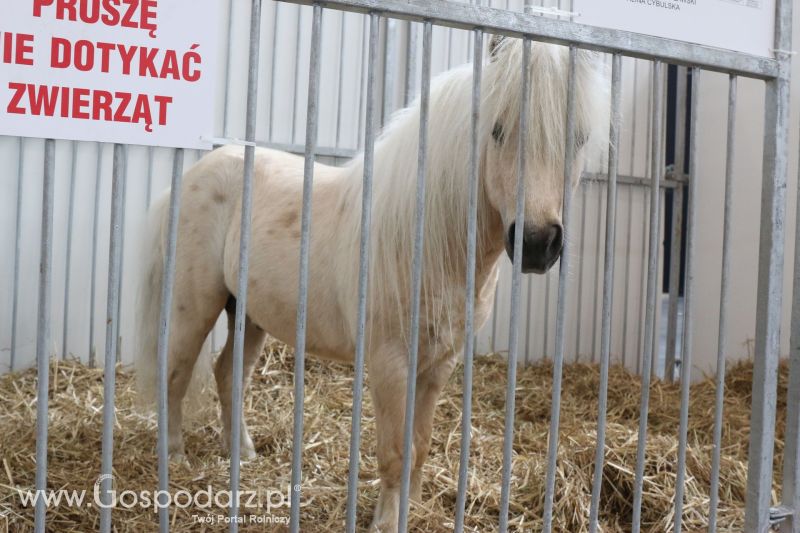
[1,0,798,531]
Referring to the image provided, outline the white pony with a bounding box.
[136,36,608,531]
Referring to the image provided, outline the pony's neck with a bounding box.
[338,65,506,322]
[339,152,504,279]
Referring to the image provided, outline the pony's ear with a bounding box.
[488,34,505,61]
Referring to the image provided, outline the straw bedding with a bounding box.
[0,340,787,532]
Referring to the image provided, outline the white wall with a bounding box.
[2,0,790,381]
[482,8,800,382]
[686,2,800,381]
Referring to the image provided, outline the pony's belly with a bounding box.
[234,262,356,364]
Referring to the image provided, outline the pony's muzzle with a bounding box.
[506,222,563,274]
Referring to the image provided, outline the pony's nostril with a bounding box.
[506,223,563,273]
[547,224,563,254]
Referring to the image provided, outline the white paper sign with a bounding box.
[573,0,776,58]
[0,0,221,149]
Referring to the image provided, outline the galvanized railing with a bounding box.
[3,0,797,532]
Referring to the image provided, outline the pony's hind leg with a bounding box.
[215,296,267,461]
[166,289,229,459]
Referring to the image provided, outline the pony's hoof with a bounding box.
[169,451,188,464]
[240,445,257,462]
[222,434,257,461]
[368,521,398,533]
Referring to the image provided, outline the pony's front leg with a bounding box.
[410,352,458,501]
[368,344,413,533]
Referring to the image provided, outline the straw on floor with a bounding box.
[0,340,787,532]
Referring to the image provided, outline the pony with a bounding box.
[135,35,608,531]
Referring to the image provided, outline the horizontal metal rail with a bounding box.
[583,171,683,189]
[258,141,359,160]
[254,148,670,189]
[276,0,778,79]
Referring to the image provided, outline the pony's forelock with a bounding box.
[484,39,610,168]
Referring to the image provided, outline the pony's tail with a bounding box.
[134,191,171,409]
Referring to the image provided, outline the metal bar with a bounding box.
[674,68,702,533]
[155,148,185,533]
[708,74,736,533]
[491,278,499,353]
[222,0,235,136]
[454,26,483,533]
[383,17,399,124]
[631,60,664,533]
[404,21,418,106]
[589,52,622,533]
[542,45,578,533]
[145,146,155,208]
[88,143,103,367]
[9,138,24,372]
[664,66,687,381]
[291,4,304,143]
[620,185,633,367]
[208,135,217,356]
[673,70,688,186]
[664,185,684,381]
[574,188,588,361]
[621,58,640,368]
[499,36,531,533]
[590,183,603,363]
[61,142,78,360]
[446,27,454,70]
[99,143,125,532]
[344,12,379,533]
[275,0,778,79]
[654,186,665,379]
[335,11,347,148]
[745,0,793,527]
[525,274,534,364]
[781,81,800,533]
[269,1,281,141]
[33,138,56,533]
[229,1,262,530]
[290,5,323,531]
[397,20,432,533]
[636,61,654,376]
[599,55,611,172]
[543,268,551,358]
[114,147,129,363]
[357,15,368,148]
[636,187,647,375]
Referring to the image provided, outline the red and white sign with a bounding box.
[0,0,221,149]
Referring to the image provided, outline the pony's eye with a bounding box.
[575,131,589,150]
[492,123,505,144]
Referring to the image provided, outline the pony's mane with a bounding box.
[338,39,609,341]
